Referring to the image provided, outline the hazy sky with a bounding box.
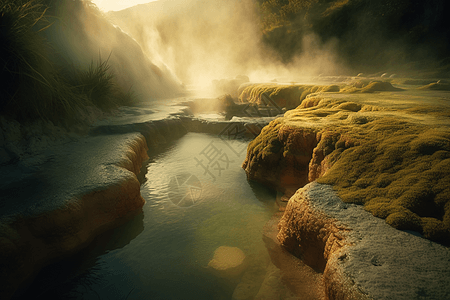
[91,0,157,12]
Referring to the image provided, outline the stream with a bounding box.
[15,132,281,300]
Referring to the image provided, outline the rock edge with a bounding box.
[278,182,450,300]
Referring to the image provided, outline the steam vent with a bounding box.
[241,81,450,299]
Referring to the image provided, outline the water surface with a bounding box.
[17,133,278,300]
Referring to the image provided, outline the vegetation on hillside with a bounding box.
[0,0,134,125]
[257,0,450,75]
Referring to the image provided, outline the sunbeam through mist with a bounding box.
[106,0,346,89]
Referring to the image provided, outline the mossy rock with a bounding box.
[418,83,450,91]
[337,102,361,112]
[238,84,342,109]
[361,81,402,93]
[385,210,422,232]
[244,90,450,245]
[421,218,450,244]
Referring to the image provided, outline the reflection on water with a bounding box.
[15,133,279,300]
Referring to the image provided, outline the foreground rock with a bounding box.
[278,183,450,300]
[242,85,450,298]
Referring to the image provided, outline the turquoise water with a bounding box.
[16,133,278,300]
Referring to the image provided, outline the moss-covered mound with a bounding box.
[239,83,340,109]
[243,89,450,245]
[317,120,450,244]
[418,83,450,91]
[339,80,403,94]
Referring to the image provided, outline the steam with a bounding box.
[107,0,343,89]
[45,0,183,102]
[289,34,347,79]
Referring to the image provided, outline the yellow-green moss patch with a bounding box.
[238,84,341,109]
[316,122,450,244]
[244,89,450,245]
[418,83,450,91]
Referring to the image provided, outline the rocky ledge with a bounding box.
[0,133,148,299]
[0,117,190,299]
[242,85,450,299]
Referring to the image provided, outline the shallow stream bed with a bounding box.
[15,133,285,300]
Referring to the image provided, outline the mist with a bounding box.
[44,0,183,102]
[40,0,449,103]
[106,0,346,90]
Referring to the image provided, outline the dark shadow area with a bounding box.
[12,212,145,300]
[248,179,278,205]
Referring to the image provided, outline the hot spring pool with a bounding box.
[16,133,283,300]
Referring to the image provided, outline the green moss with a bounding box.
[418,83,450,91]
[238,84,341,109]
[339,80,403,94]
[405,106,450,119]
[336,102,361,112]
[314,120,450,244]
[410,131,450,155]
[361,81,402,93]
[246,119,283,161]
[385,211,422,232]
[245,87,450,244]
[421,218,450,244]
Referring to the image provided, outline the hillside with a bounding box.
[109,0,450,80]
[258,0,450,76]
[0,0,183,125]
